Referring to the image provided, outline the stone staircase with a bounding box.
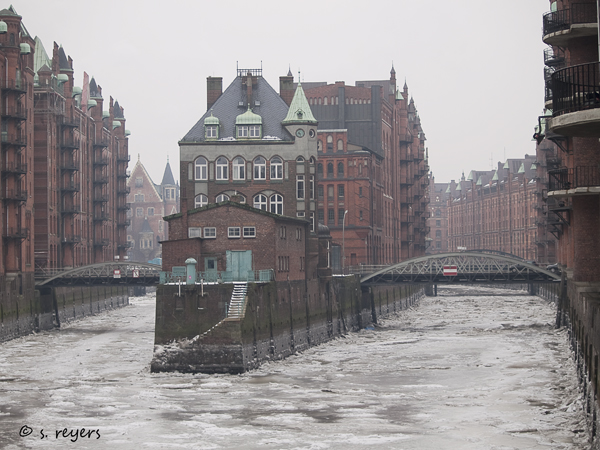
[227,282,248,319]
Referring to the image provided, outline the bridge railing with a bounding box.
[160,269,275,285]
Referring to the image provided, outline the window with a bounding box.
[216,194,230,203]
[194,194,208,208]
[147,207,154,216]
[243,227,256,238]
[338,185,345,199]
[254,156,266,180]
[195,157,208,180]
[205,125,218,139]
[326,135,333,152]
[327,163,334,178]
[228,227,241,238]
[253,194,268,211]
[318,209,324,224]
[279,226,287,239]
[435,209,441,217]
[270,157,283,179]
[317,185,324,200]
[337,139,343,151]
[216,157,228,180]
[328,209,335,224]
[270,194,283,214]
[165,188,175,199]
[296,175,305,200]
[436,220,441,227]
[436,241,441,249]
[328,185,334,200]
[310,176,315,199]
[359,186,363,197]
[338,209,346,225]
[337,162,344,178]
[296,228,302,240]
[134,194,144,202]
[317,163,323,177]
[136,207,143,217]
[233,157,245,180]
[135,177,143,187]
[436,230,442,238]
[204,227,216,238]
[360,210,363,221]
[237,125,261,138]
[188,227,202,238]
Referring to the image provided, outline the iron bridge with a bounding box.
[358,252,561,285]
[35,262,161,287]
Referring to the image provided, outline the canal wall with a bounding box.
[151,277,425,374]
[0,283,129,343]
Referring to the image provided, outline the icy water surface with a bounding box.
[0,285,590,449]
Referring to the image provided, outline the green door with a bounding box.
[226,250,252,281]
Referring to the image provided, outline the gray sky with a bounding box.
[17,0,550,185]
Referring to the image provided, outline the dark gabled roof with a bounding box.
[58,46,70,71]
[89,77,101,98]
[164,200,309,225]
[180,75,292,143]
[161,160,175,186]
[141,218,154,233]
[113,100,124,119]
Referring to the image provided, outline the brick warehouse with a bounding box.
[302,67,430,266]
[445,156,541,262]
[0,6,131,341]
[426,174,450,255]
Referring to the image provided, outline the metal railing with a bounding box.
[543,3,598,36]
[548,165,600,191]
[160,269,275,284]
[552,61,600,115]
[544,47,565,67]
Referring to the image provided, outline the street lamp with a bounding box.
[342,210,348,274]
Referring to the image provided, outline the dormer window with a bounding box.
[238,124,261,138]
[204,112,220,139]
[235,107,262,139]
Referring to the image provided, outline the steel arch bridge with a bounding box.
[36,262,161,287]
[360,252,561,285]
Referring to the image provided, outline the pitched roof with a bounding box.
[58,46,70,71]
[282,82,317,124]
[161,159,176,186]
[180,75,292,143]
[141,218,154,233]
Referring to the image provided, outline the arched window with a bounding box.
[233,157,245,180]
[317,163,323,177]
[327,163,334,178]
[270,156,283,179]
[194,157,208,180]
[337,139,343,151]
[270,194,283,215]
[216,193,230,203]
[194,194,208,208]
[326,135,333,152]
[253,194,267,211]
[323,97,328,105]
[337,162,344,177]
[216,157,228,180]
[254,156,266,180]
[296,156,305,163]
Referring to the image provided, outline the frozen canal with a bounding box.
[0,285,591,449]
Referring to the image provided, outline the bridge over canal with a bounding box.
[35,262,161,287]
[355,252,561,285]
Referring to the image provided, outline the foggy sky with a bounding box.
[16,0,549,185]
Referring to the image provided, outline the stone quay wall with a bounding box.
[0,283,129,343]
[151,277,426,374]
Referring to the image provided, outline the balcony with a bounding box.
[117,202,131,211]
[3,189,27,202]
[61,117,79,128]
[548,165,600,195]
[117,154,131,162]
[93,139,109,148]
[62,235,82,244]
[61,138,79,150]
[549,62,600,137]
[61,182,80,192]
[93,194,109,203]
[93,176,109,185]
[542,3,598,46]
[117,186,130,195]
[93,212,110,222]
[117,219,131,227]
[3,227,28,240]
[60,160,79,171]
[2,79,26,93]
[118,241,133,249]
[93,238,110,247]
[1,132,26,147]
[93,156,109,166]
[544,47,565,67]
[2,161,27,174]
[61,205,80,215]
[1,105,27,120]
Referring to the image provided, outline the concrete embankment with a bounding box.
[0,282,128,343]
[151,276,426,374]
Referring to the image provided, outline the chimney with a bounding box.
[279,73,295,106]
[245,71,253,107]
[207,77,222,110]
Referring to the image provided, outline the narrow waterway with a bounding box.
[0,285,590,449]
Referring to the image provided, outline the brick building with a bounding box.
[127,156,179,262]
[536,0,600,280]
[32,34,130,270]
[302,67,430,267]
[0,6,36,301]
[426,175,450,254]
[445,156,540,261]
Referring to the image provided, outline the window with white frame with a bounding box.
[243,227,256,238]
[253,156,266,180]
[216,157,228,180]
[270,156,283,179]
[270,193,283,215]
[228,227,241,238]
[188,227,202,238]
[253,194,267,211]
[249,125,261,137]
[233,157,245,180]
[205,125,218,139]
[194,194,208,208]
[204,227,216,238]
[296,175,305,200]
[136,207,143,217]
[147,207,154,216]
[195,157,208,180]
[216,193,230,203]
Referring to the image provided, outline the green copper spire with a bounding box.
[282,81,317,124]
